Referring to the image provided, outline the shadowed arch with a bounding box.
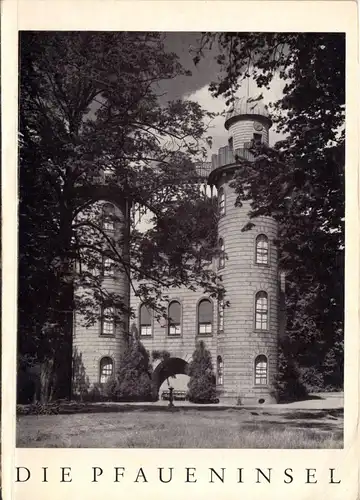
[152,357,189,391]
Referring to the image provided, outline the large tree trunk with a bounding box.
[40,202,75,402]
[52,299,74,401]
[40,357,54,403]
[51,202,75,401]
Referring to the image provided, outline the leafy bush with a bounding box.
[273,349,308,403]
[187,341,217,403]
[17,401,60,415]
[322,340,344,390]
[81,383,109,402]
[298,366,324,393]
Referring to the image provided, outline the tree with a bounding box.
[187,341,217,403]
[195,33,345,390]
[19,32,223,401]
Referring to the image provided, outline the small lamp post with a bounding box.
[168,386,174,408]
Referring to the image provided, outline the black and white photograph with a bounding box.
[15,28,347,451]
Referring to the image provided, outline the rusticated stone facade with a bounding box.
[72,199,130,396]
[73,97,283,405]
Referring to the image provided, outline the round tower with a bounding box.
[72,189,130,397]
[209,97,279,405]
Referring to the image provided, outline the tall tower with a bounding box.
[72,182,130,396]
[209,97,279,404]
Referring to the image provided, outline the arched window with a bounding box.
[103,257,115,277]
[100,357,114,384]
[252,133,262,147]
[168,301,181,336]
[218,238,225,269]
[102,203,115,232]
[255,291,268,330]
[218,300,224,332]
[101,306,115,335]
[139,304,152,336]
[217,356,223,385]
[102,166,113,183]
[255,355,268,385]
[255,234,269,265]
[198,299,213,335]
[218,188,225,217]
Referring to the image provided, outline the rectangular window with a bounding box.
[103,320,114,335]
[256,247,268,264]
[253,133,262,146]
[169,324,181,336]
[255,311,268,330]
[256,235,269,265]
[218,189,225,217]
[218,301,224,332]
[255,358,267,385]
[102,167,113,183]
[199,323,212,335]
[103,257,115,277]
[255,293,268,330]
[218,239,225,269]
[102,307,115,336]
[140,325,152,336]
[104,219,114,232]
[217,357,224,385]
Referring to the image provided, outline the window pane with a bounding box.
[169,302,181,324]
[103,320,114,335]
[256,235,268,264]
[255,292,268,330]
[140,304,152,336]
[255,355,267,385]
[218,238,225,269]
[253,133,262,145]
[103,204,115,231]
[168,301,181,335]
[100,357,113,383]
[199,323,212,334]
[198,299,212,323]
[102,307,114,335]
[169,324,181,336]
[218,189,225,216]
[198,299,212,335]
[103,258,115,276]
[218,301,224,331]
[140,325,152,336]
[217,356,223,385]
[140,305,151,325]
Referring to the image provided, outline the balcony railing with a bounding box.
[211,145,255,171]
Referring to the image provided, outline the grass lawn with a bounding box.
[17,407,343,448]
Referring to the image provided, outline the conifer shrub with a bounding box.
[107,337,155,402]
[187,341,217,403]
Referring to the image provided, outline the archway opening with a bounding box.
[153,357,189,399]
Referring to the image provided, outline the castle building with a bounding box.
[73,97,284,405]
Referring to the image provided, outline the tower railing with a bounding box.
[211,144,255,171]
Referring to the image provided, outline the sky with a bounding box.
[135,32,287,231]
[158,32,286,156]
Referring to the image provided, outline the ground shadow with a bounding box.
[277,394,324,404]
[283,409,343,420]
